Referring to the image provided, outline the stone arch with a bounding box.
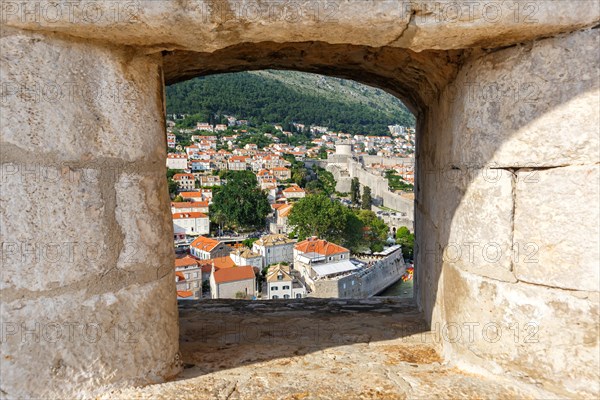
[1,1,598,397]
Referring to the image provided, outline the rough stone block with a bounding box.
[114,172,174,273]
[443,265,599,397]
[445,170,516,282]
[0,32,165,162]
[514,165,599,291]
[0,163,110,291]
[447,29,599,167]
[0,276,180,399]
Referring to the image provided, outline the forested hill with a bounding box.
[165,70,415,135]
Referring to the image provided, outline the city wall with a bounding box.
[1,1,598,398]
[309,249,406,299]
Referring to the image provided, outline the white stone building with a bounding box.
[210,266,256,299]
[266,264,306,299]
[253,234,295,268]
[230,248,263,270]
[173,173,195,191]
[191,236,231,260]
[175,256,202,300]
[172,212,209,236]
[166,153,188,170]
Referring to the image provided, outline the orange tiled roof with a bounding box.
[177,290,194,298]
[180,191,202,197]
[172,212,208,219]
[190,236,220,252]
[171,201,209,208]
[294,238,349,256]
[198,255,236,270]
[283,185,304,193]
[213,266,255,284]
[173,173,195,180]
[175,255,199,268]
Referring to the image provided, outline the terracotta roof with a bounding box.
[180,191,203,198]
[173,173,195,180]
[213,266,255,284]
[175,255,199,268]
[295,238,349,256]
[190,236,220,252]
[172,212,208,219]
[198,255,236,270]
[177,290,194,298]
[283,185,305,193]
[175,271,186,281]
[271,203,286,210]
[278,204,293,218]
[171,201,209,208]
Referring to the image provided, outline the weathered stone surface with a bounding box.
[445,170,517,282]
[514,165,600,291]
[0,275,180,399]
[0,164,109,291]
[445,29,599,167]
[0,31,165,162]
[114,172,174,274]
[100,299,559,400]
[2,1,599,398]
[443,265,599,397]
[2,1,597,52]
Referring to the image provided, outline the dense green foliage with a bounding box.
[210,171,270,230]
[288,195,390,253]
[305,166,336,196]
[361,186,372,210]
[350,178,360,206]
[355,210,390,252]
[396,226,415,260]
[166,70,415,135]
[385,170,414,192]
[288,195,363,250]
[283,154,309,187]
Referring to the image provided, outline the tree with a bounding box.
[288,194,363,250]
[361,186,372,210]
[350,177,360,206]
[396,226,415,260]
[356,210,390,253]
[211,171,270,230]
[317,146,328,159]
[167,179,178,196]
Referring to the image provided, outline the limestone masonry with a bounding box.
[1,1,598,398]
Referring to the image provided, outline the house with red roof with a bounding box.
[293,237,355,288]
[166,153,188,170]
[175,255,202,300]
[209,265,256,299]
[190,236,231,260]
[171,201,209,214]
[173,173,195,191]
[282,185,306,199]
[180,191,204,202]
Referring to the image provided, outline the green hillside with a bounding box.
[166,70,415,135]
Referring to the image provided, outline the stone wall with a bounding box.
[1,30,180,398]
[1,1,599,398]
[416,29,599,397]
[310,250,406,298]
